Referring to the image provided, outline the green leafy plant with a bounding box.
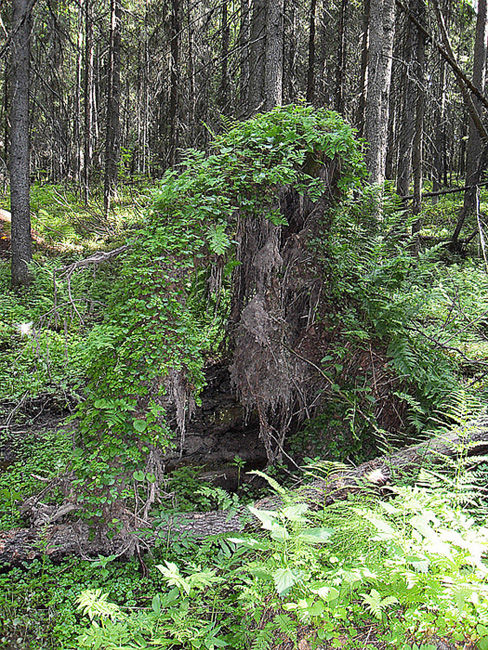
[71,104,365,524]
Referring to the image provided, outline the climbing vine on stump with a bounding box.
[75,105,365,541]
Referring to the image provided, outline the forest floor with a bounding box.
[1,181,488,649]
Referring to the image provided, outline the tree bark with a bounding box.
[356,0,370,137]
[168,0,180,166]
[284,0,297,104]
[432,54,447,200]
[103,0,122,216]
[264,0,284,111]
[220,1,230,112]
[396,19,414,198]
[411,0,426,223]
[10,0,32,289]
[247,0,266,113]
[334,0,348,114]
[364,0,396,185]
[452,0,488,246]
[239,0,251,113]
[74,3,83,184]
[83,0,94,204]
[306,0,317,104]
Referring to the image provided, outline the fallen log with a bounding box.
[1,418,487,565]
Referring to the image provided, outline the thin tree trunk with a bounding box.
[264,0,284,110]
[83,0,93,204]
[356,0,370,136]
[187,0,196,144]
[74,3,83,184]
[306,0,317,104]
[239,0,250,112]
[168,0,180,166]
[452,0,488,244]
[364,0,396,185]
[10,0,32,289]
[220,1,230,112]
[334,0,348,113]
[284,0,297,103]
[396,14,415,199]
[432,55,447,201]
[247,0,266,113]
[411,0,426,246]
[104,0,122,216]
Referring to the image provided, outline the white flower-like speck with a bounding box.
[17,321,34,337]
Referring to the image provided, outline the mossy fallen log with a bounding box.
[1,418,487,565]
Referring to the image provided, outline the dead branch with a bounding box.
[400,181,488,201]
[52,245,129,325]
[55,245,129,275]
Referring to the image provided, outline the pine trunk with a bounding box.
[364,0,396,185]
[104,0,122,216]
[10,0,32,289]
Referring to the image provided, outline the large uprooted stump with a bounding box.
[1,418,487,565]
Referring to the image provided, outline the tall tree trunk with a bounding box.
[220,1,230,112]
[356,0,370,136]
[411,0,426,245]
[306,0,317,104]
[187,0,196,145]
[247,0,266,113]
[10,0,32,289]
[334,0,348,114]
[168,0,180,166]
[104,0,122,216]
[452,0,488,245]
[264,0,284,110]
[74,3,83,184]
[284,0,297,103]
[432,55,447,201]
[396,14,416,199]
[83,0,94,204]
[239,0,250,112]
[364,0,396,185]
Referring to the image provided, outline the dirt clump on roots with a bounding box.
[229,160,340,464]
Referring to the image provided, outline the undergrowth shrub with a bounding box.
[72,465,488,650]
[0,427,72,528]
[321,190,488,440]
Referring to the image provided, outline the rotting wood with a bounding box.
[1,418,487,565]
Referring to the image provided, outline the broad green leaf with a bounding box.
[248,506,278,529]
[297,527,334,543]
[133,419,147,433]
[227,537,263,548]
[315,586,340,603]
[363,513,396,538]
[151,594,161,615]
[282,503,309,522]
[405,555,430,573]
[273,568,300,596]
[270,523,290,541]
